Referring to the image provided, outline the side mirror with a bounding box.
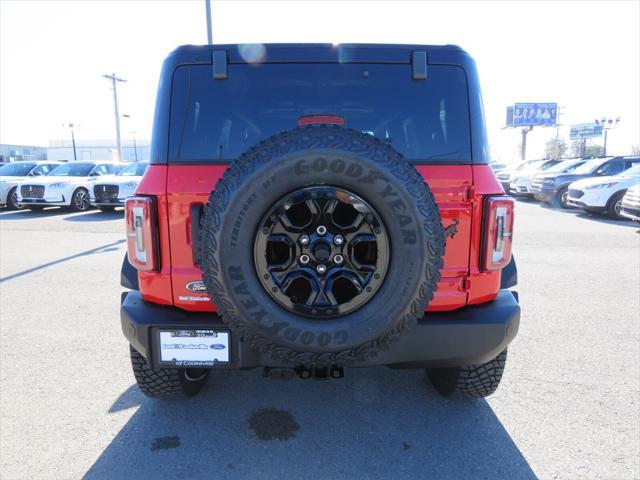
[595,169,606,176]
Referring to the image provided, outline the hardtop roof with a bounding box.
[166,43,469,65]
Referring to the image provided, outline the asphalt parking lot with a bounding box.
[1,201,638,480]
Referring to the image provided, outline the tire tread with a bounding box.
[199,125,445,366]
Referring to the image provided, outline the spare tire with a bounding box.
[200,125,445,366]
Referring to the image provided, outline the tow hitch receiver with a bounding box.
[263,366,344,380]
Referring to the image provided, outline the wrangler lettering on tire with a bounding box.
[199,125,445,366]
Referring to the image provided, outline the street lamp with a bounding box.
[62,122,78,161]
[122,114,138,162]
[131,131,138,162]
[595,117,621,157]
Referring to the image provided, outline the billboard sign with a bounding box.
[512,103,558,127]
[570,123,604,140]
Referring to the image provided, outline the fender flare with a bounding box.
[121,254,139,290]
[500,255,517,289]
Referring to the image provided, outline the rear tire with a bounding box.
[6,187,23,210]
[426,350,507,399]
[606,191,626,220]
[129,346,209,400]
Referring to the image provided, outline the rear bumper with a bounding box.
[91,198,125,206]
[121,289,520,369]
[19,198,68,206]
[566,198,606,212]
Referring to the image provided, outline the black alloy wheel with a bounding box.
[254,186,389,318]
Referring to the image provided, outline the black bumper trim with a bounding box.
[92,200,125,206]
[121,290,520,369]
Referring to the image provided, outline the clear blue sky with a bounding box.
[1,0,638,162]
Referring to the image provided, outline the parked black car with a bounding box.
[531,156,640,208]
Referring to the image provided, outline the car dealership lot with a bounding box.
[1,203,638,480]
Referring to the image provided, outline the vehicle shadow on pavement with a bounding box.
[0,207,69,219]
[538,203,638,227]
[574,212,638,228]
[0,240,125,283]
[63,210,124,222]
[85,368,536,480]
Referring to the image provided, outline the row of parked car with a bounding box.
[3,157,639,223]
[0,160,148,212]
[493,156,640,221]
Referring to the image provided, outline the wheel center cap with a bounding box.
[313,241,332,262]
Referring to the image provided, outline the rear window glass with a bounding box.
[169,63,471,162]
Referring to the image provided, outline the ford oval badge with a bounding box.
[186,281,207,293]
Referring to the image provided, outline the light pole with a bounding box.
[205,0,212,44]
[595,117,621,157]
[103,73,127,161]
[122,113,139,162]
[63,122,78,161]
[520,126,533,161]
[132,131,138,162]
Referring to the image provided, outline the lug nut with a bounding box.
[299,235,310,246]
[316,264,327,274]
[333,235,344,246]
[299,254,310,265]
[334,254,344,264]
[316,225,327,236]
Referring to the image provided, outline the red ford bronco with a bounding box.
[121,44,519,400]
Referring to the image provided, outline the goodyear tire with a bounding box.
[426,350,507,398]
[199,125,445,366]
[130,346,209,400]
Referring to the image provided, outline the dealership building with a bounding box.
[46,139,150,162]
[1,139,149,164]
[0,144,48,163]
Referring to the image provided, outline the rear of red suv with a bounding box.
[120,44,519,400]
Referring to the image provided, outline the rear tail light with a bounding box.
[125,196,158,271]
[482,196,514,271]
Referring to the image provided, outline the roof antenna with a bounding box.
[205,0,213,44]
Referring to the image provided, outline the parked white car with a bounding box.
[620,184,640,222]
[566,163,640,219]
[510,158,586,197]
[17,162,123,211]
[497,159,556,192]
[90,161,148,211]
[0,161,61,209]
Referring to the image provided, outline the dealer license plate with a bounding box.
[158,330,229,366]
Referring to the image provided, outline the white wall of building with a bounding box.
[47,139,150,162]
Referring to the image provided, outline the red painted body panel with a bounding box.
[134,163,507,313]
[166,165,226,311]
